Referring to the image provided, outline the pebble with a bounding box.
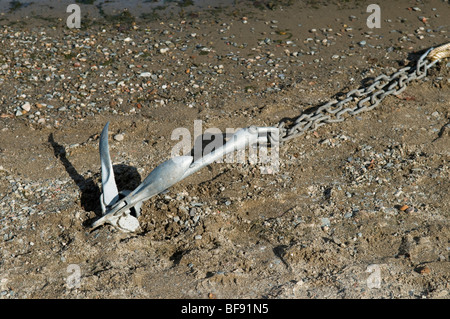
[394,189,403,197]
[405,206,415,213]
[114,134,124,142]
[321,218,331,227]
[431,111,440,118]
[21,102,31,112]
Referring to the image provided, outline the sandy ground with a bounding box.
[0,0,449,299]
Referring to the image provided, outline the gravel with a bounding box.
[0,0,448,300]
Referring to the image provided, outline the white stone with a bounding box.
[21,102,31,112]
[117,215,140,232]
[114,133,124,141]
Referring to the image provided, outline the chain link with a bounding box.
[271,44,448,144]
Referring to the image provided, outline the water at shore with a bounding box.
[1,0,247,23]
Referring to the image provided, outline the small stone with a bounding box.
[195,235,202,240]
[21,102,31,112]
[139,72,152,77]
[405,206,415,213]
[321,217,331,227]
[358,40,366,47]
[114,134,124,141]
[117,214,139,232]
[399,204,409,211]
[431,111,440,118]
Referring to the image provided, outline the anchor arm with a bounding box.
[99,122,120,212]
[182,126,278,179]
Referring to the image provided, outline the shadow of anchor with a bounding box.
[47,133,141,223]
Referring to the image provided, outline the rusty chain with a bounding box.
[270,42,450,144]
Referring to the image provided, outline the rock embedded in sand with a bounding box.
[114,133,124,141]
[21,102,31,112]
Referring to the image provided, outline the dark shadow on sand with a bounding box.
[47,133,142,222]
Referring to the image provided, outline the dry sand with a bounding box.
[0,0,449,299]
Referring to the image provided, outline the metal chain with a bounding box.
[271,43,449,145]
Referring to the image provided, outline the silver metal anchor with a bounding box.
[91,122,278,232]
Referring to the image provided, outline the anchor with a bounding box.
[91,122,279,232]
